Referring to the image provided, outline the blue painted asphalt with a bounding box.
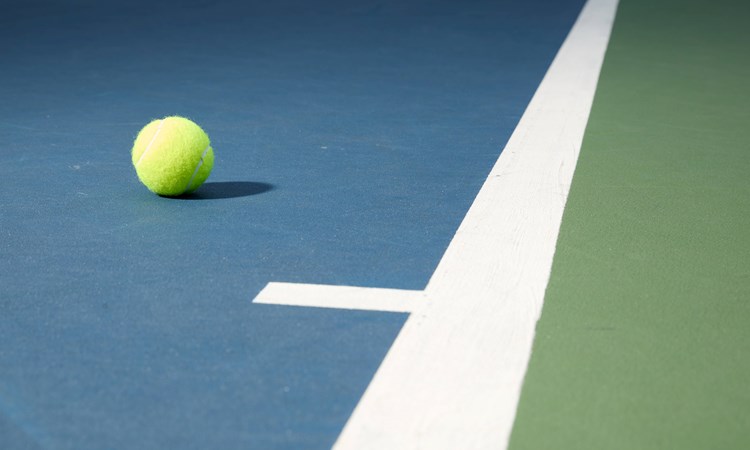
[0,0,584,448]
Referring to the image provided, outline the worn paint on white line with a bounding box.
[251,0,619,448]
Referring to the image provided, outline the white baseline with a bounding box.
[253,0,619,448]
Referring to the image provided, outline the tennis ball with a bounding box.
[131,116,214,196]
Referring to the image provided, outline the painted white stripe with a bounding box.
[255,282,423,313]
[251,0,618,447]
[184,144,211,193]
[135,119,165,167]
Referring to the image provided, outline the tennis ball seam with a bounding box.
[135,118,165,167]
[184,144,212,192]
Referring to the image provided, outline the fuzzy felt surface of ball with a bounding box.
[131,116,214,196]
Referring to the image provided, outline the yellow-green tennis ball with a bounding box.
[131,116,214,196]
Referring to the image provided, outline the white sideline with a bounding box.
[253,0,619,448]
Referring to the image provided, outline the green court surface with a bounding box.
[509,0,750,448]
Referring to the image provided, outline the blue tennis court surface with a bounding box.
[1,0,585,447]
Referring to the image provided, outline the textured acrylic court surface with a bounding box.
[0,0,585,448]
[510,0,750,449]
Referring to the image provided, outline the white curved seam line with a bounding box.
[184,144,211,192]
[135,119,165,167]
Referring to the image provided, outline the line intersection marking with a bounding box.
[252,0,619,447]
